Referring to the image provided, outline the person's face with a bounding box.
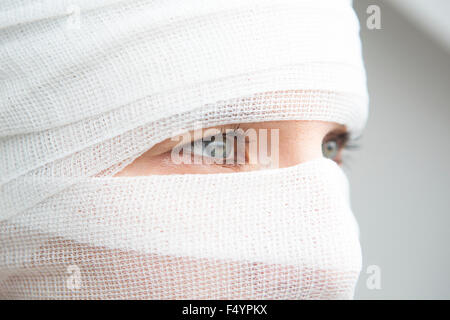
[115,120,351,176]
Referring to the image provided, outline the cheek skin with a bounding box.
[115,152,244,176]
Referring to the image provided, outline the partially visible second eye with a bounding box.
[322,139,339,160]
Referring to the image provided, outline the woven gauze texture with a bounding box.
[0,0,368,299]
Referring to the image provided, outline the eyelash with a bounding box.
[323,132,359,164]
[190,129,245,165]
[185,128,358,166]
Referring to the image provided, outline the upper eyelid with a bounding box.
[177,125,351,148]
[190,129,247,145]
[323,131,350,145]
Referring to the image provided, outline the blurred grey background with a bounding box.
[348,0,450,299]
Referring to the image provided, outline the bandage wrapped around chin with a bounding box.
[0,0,368,299]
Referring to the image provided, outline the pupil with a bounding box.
[322,140,338,159]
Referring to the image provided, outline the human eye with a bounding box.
[179,127,249,166]
[190,133,235,163]
[322,131,356,165]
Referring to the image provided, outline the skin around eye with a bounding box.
[114,120,351,176]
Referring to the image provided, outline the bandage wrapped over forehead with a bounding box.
[0,0,368,299]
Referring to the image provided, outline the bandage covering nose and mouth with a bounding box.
[0,0,368,299]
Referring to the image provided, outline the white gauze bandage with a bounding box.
[0,0,368,299]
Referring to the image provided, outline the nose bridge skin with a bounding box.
[262,120,338,168]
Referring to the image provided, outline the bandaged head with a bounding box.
[0,0,368,299]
